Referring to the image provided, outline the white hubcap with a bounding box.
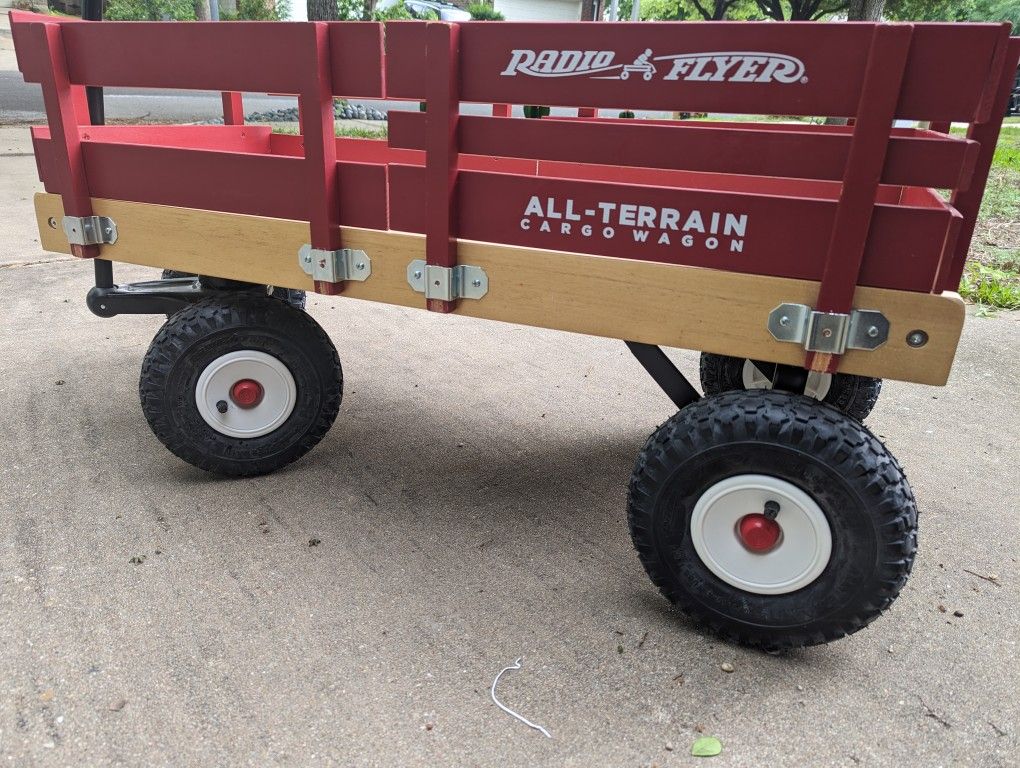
[742,359,832,401]
[195,350,297,438]
[690,474,832,595]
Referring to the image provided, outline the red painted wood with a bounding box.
[577,108,598,118]
[34,124,273,152]
[301,23,343,294]
[388,21,1008,121]
[30,22,97,259]
[388,110,978,189]
[328,22,385,99]
[492,104,511,117]
[423,22,460,313]
[809,25,913,372]
[13,15,383,98]
[388,165,952,292]
[938,36,1020,293]
[222,92,244,125]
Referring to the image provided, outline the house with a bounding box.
[493,0,588,21]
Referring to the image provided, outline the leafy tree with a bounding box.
[884,0,976,20]
[754,0,848,19]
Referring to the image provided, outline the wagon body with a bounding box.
[12,12,1019,386]
[11,12,1020,650]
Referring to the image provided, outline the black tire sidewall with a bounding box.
[699,353,881,421]
[141,298,341,475]
[649,441,879,635]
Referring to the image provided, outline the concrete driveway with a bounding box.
[1,126,1019,766]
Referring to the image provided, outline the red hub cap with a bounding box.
[230,379,264,409]
[738,514,782,553]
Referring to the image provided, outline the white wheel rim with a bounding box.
[741,359,832,401]
[690,474,832,595]
[195,350,297,439]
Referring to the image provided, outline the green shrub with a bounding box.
[523,105,550,119]
[105,0,195,20]
[468,3,504,19]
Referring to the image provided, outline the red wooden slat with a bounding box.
[328,22,385,98]
[388,165,952,293]
[222,92,244,125]
[809,24,913,372]
[386,21,1008,122]
[388,110,978,189]
[30,21,97,259]
[13,16,384,98]
[32,124,273,152]
[938,36,1020,293]
[423,22,461,313]
[31,139,388,229]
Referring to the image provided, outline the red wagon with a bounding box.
[12,11,1019,649]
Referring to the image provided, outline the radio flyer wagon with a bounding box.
[11,12,1020,650]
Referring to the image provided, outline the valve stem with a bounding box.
[763,500,780,520]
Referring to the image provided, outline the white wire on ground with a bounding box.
[490,657,552,738]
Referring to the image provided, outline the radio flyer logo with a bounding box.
[500,49,808,84]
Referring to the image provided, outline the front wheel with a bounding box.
[139,296,342,477]
[627,390,917,650]
[699,352,882,421]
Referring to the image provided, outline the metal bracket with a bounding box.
[298,245,371,284]
[62,215,117,246]
[768,303,889,354]
[406,259,488,301]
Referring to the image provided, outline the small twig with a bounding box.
[988,721,1007,737]
[963,568,1001,587]
[637,631,649,649]
[490,657,551,738]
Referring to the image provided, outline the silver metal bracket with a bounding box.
[406,259,488,301]
[298,245,371,283]
[62,215,117,246]
[768,303,889,354]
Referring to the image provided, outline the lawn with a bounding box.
[956,126,1020,310]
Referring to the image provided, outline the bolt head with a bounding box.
[779,315,791,327]
[472,279,482,288]
[355,262,365,270]
[906,330,929,348]
[821,328,833,338]
[867,325,879,338]
[413,270,423,280]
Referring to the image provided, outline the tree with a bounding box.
[195,0,212,18]
[754,0,847,19]
[846,0,883,18]
[688,0,742,18]
[307,0,340,19]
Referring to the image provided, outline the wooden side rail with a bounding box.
[35,192,965,387]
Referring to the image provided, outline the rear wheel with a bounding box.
[699,352,882,421]
[140,295,341,476]
[627,390,917,650]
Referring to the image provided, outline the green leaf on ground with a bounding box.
[691,736,723,757]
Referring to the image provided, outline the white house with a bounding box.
[493,0,585,21]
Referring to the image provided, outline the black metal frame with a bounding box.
[625,342,701,410]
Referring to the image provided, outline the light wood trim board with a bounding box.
[36,193,965,386]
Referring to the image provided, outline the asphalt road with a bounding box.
[1,126,1019,766]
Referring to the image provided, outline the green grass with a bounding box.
[272,123,388,140]
[949,126,1020,309]
[959,258,1020,310]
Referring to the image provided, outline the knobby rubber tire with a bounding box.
[699,352,882,422]
[627,390,917,651]
[140,295,341,477]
